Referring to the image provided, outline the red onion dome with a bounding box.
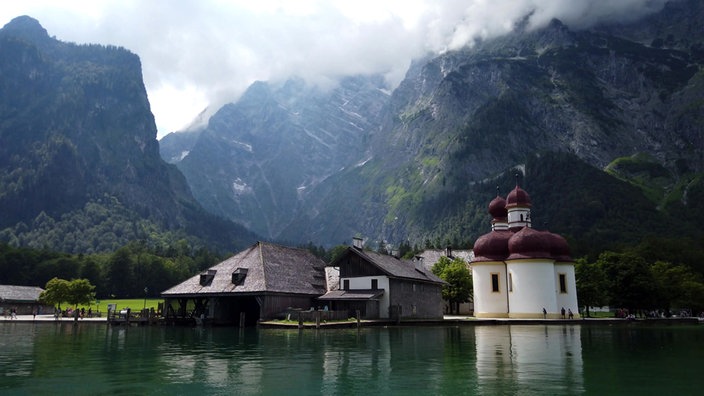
[488,195,508,219]
[472,230,512,262]
[546,232,572,262]
[507,228,552,260]
[506,185,531,208]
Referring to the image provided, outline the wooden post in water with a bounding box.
[239,312,245,328]
[356,309,361,328]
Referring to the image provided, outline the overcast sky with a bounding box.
[1,0,669,139]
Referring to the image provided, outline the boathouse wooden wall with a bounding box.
[259,294,317,319]
[208,294,317,325]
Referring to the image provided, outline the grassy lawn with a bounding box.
[582,311,614,318]
[74,298,163,313]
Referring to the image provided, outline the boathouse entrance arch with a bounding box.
[215,296,260,326]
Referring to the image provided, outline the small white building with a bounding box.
[471,184,579,319]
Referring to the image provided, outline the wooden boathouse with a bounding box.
[161,241,327,326]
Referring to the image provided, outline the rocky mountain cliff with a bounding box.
[162,76,389,238]
[164,0,704,252]
[0,16,256,253]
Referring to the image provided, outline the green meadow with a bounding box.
[75,298,163,313]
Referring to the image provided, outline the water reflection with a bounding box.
[0,323,37,379]
[0,322,596,394]
[475,325,583,395]
[321,329,392,394]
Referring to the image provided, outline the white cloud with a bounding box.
[0,0,669,138]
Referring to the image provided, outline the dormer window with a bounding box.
[199,269,216,286]
[232,268,248,285]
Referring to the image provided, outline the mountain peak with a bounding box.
[2,16,50,42]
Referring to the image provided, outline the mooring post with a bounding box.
[356,309,361,328]
[239,312,245,328]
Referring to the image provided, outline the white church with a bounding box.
[471,182,579,319]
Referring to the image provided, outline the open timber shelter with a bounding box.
[161,241,327,326]
[0,285,52,315]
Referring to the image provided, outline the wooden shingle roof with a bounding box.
[333,247,446,285]
[0,285,44,302]
[162,241,327,297]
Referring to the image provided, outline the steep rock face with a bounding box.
[376,18,703,182]
[281,3,704,247]
[165,1,704,249]
[160,129,202,164]
[0,16,167,221]
[167,76,389,239]
[0,16,255,252]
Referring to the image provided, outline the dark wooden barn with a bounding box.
[318,239,446,320]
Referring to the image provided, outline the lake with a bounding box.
[1,322,702,395]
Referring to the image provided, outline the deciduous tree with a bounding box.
[66,278,96,309]
[575,257,607,317]
[39,277,70,310]
[432,256,472,314]
[598,251,657,312]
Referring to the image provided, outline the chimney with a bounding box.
[414,255,424,270]
[391,249,399,258]
[352,237,364,249]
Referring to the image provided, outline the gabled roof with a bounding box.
[162,241,327,297]
[0,285,44,302]
[332,247,446,285]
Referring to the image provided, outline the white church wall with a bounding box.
[472,262,508,318]
[554,263,580,318]
[507,259,558,318]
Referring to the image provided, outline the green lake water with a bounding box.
[1,322,702,395]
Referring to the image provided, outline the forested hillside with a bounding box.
[0,241,222,298]
[0,16,257,254]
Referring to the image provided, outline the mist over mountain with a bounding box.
[0,16,256,253]
[164,0,704,253]
[162,76,390,238]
